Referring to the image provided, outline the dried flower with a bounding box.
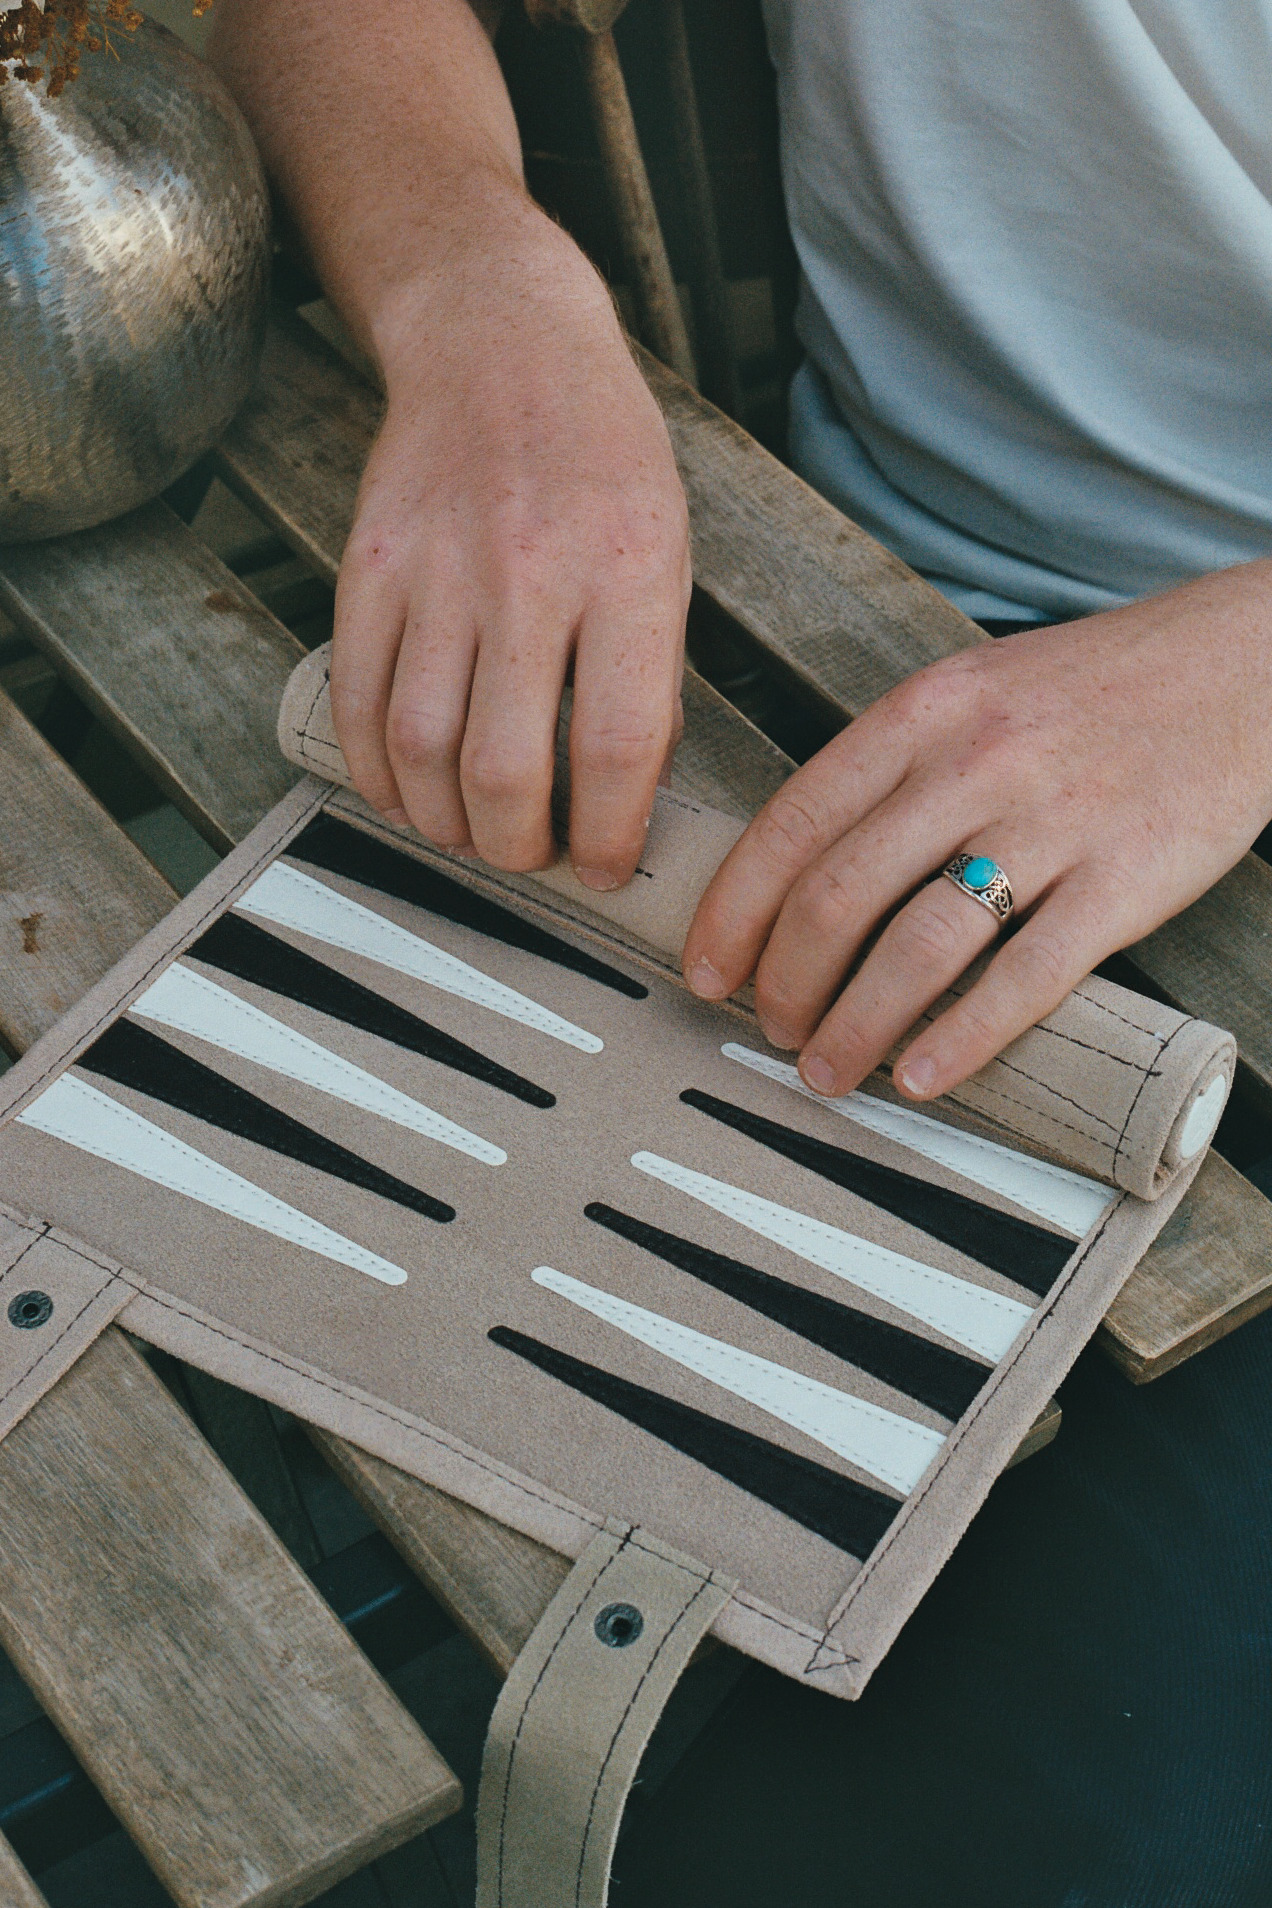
[2,0,151,94]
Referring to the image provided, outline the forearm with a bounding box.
[208,0,575,373]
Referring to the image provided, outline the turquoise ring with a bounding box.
[942,853,1014,924]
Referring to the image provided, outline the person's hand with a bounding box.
[683,561,1272,1100]
[329,202,691,889]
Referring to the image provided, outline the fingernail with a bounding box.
[760,1019,799,1052]
[687,956,727,999]
[898,1055,938,1097]
[575,866,621,892]
[383,806,410,828]
[800,1054,838,1096]
[451,844,479,860]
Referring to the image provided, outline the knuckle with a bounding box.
[573,721,668,781]
[1005,930,1075,1000]
[754,791,829,868]
[461,742,548,807]
[385,705,458,774]
[792,862,860,940]
[886,900,964,968]
[950,993,1005,1050]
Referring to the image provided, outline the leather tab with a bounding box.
[476,1520,735,1908]
[0,1211,132,1444]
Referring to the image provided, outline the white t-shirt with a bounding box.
[764,0,1272,621]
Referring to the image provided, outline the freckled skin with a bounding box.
[211,0,689,891]
[685,565,1272,1100]
[211,0,1272,1089]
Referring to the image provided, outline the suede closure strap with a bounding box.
[0,1208,133,1445]
[475,1520,736,1908]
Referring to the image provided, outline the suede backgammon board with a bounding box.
[0,674,1235,1698]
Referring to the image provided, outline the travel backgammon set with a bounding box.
[0,647,1235,1906]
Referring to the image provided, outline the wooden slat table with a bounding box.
[0,687,460,1908]
[0,289,1262,1898]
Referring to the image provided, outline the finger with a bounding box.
[460,607,574,871]
[568,588,686,889]
[892,878,1114,1099]
[330,547,411,824]
[682,706,920,1000]
[796,840,1058,1097]
[750,779,991,1050]
[384,599,480,852]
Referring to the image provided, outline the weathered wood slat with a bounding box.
[1127,859,1272,1122]
[214,309,380,589]
[0,689,460,1908]
[1100,1150,1272,1383]
[0,1831,49,1908]
[671,669,792,817]
[0,692,174,1056]
[0,1332,460,1908]
[0,503,303,855]
[309,1430,572,1679]
[637,343,983,713]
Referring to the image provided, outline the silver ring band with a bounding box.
[943,853,1014,924]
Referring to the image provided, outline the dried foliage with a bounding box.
[1,0,157,96]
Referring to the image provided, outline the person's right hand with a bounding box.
[328,200,692,892]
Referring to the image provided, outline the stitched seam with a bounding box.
[22,1086,400,1270]
[294,666,329,751]
[942,977,1168,1042]
[144,991,493,1152]
[1000,1028,1154,1067]
[120,1279,821,1646]
[251,868,601,1046]
[574,1574,718,1905]
[496,1537,629,1907]
[558,1300,944,1466]
[1112,1020,1186,1176]
[642,1164,1024,1328]
[957,1075,1125,1146]
[817,1197,1119,1648]
[0,1283,119,1411]
[122,1282,605,1524]
[984,1060,1130,1134]
[0,791,328,1124]
[0,1229,44,1289]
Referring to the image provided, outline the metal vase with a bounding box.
[0,19,270,542]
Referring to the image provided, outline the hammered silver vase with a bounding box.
[0,19,270,542]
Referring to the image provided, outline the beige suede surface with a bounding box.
[0,1212,133,1443]
[475,1521,734,1908]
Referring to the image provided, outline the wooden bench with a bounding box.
[1,292,1268,1901]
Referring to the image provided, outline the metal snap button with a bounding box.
[594,1602,644,1648]
[8,1290,53,1330]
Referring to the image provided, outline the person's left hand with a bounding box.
[681,560,1272,1102]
